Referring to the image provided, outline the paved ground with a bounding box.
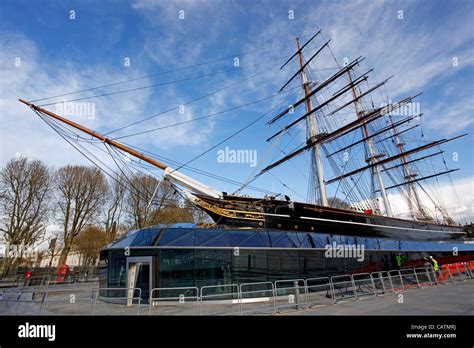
[282,280,474,315]
[1,279,473,315]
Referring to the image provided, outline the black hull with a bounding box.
[193,194,466,241]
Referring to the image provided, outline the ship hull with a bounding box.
[192,194,465,241]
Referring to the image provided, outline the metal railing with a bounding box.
[0,262,472,316]
[149,287,199,316]
[274,279,307,312]
[200,284,240,315]
[331,275,357,302]
[41,288,93,315]
[399,268,421,290]
[91,287,142,315]
[370,271,390,294]
[239,282,275,315]
[305,277,334,308]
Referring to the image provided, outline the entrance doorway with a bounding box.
[126,256,153,305]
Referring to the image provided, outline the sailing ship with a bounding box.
[20,30,468,241]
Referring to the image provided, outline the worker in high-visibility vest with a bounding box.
[396,253,403,268]
[429,256,439,271]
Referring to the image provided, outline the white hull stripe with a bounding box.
[299,216,465,234]
[263,213,291,218]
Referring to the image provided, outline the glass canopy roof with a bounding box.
[106,224,474,252]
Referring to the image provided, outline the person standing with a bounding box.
[429,256,439,271]
[396,253,403,269]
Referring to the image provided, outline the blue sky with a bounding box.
[0,0,473,221]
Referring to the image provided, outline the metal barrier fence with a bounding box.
[331,275,357,302]
[41,288,93,315]
[274,279,307,312]
[352,273,376,298]
[305,277,334,307]
[0,289,22,315]
[91,287,142,315]
[149,287,199,316]
[0,263,472,316]
[15,290,47,315]
[399,268,421,290]
[239,282,275,315]
[388,270,404,292]
[200,284,240,315]
[1,274,100,289]
[453,263,471,281]
[413,268,434,287]
[370,271,390,294]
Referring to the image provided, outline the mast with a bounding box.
[386,114,430,220]
[18,99,223,199]
[296,38,328,206]
[346,70,393,217]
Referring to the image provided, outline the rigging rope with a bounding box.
[37,56,287,107]
[103,59,287,136]
[30,40,294,103]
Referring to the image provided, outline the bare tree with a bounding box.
[55,165,108,266]
[46,231,63,268]
[103,175,126,243]
[194,207,213,226]
[125,174,175,229]
[0,157,51,276]
[150,202,194,225]
[74,225,107,267]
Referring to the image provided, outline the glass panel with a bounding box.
[267,250,298,281]
[131,228,161,246]
[236,232,267,247]
[110,230,139,248]
[309,233,328,248]
[258,232,272,247]
[288,232,310,248]
[194,229,231,247]
[232,250,268,284]
[159,249,195,288]
[99,251,109,289]
[268,231,292,247]
[108,250,126,288]
[200,230,231,247]
[135,264,150,301]
[195,249,232,289]
[228,230,256,246]
[298,250,326,278]
[156,228,195,246]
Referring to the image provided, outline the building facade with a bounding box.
[100,224,474,299]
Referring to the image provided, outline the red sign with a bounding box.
[57,264,69,282]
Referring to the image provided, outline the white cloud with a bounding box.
[0,33,137,167]
[386,176,474,224]
[242,0,474,131]
[423,95,474,134]
[0,29,222,168]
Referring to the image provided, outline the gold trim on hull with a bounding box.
[192,196,264,222]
